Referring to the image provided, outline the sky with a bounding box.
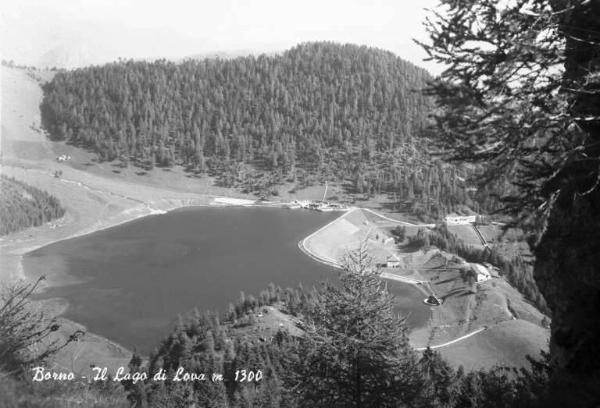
[1,0,442,74]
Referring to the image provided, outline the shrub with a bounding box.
[0,276,79,377]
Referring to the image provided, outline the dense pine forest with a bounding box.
[0,175,65,235]
[40,42,488,218]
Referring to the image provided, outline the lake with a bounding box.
[24,206,429,353]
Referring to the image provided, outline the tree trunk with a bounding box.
[534,1,600,404]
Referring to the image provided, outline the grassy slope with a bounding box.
[476,224,500,244]
[447,224,484,247]
[438,319,549,371]
[303,207,549,369]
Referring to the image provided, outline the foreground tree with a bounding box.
[0,276,79,377]
[418,348,461,407]
[420,0,600,405]
[284,245,423,407]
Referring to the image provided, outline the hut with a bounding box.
[472,263,492,283]
[385,256,401,268]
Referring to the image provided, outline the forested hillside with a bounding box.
[0,176,65,235]
[1,250,551,407]
[40,42,484,218]
[119,252,549,408]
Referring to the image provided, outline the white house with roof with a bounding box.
[445,214,478,225]
[385,255,402,268]
[472,263,492,282]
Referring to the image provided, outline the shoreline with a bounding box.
[10,197,349,360]
[296,207,356,269]
[9,194,298,283]
[2,192,308,368]
[12,192,352,294]
[8,188,434,333]
[6,184,513,364]
[3,161,437,362]
[6,181,489,362]
[297,207,432,291]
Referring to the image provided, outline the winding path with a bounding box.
[471,224,489,248]
[414,326,487,351]
[361,208,436,227]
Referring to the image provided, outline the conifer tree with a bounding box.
[420,0,600,404]
[418,348,459,408]
[284,244,423,407]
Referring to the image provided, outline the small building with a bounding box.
[297,200,310,209]
[385,256,401,268]
[445,214,478,225]
[472,263,492,282]
[56,154,71,162]
[308,201,324,210]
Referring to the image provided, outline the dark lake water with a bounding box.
[24,207,429,353]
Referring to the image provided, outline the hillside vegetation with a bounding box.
[426,224,549,314]
[0,247,552,408]
[119,250,550,408]
[0,175,65,235]
[40,42,487,218]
